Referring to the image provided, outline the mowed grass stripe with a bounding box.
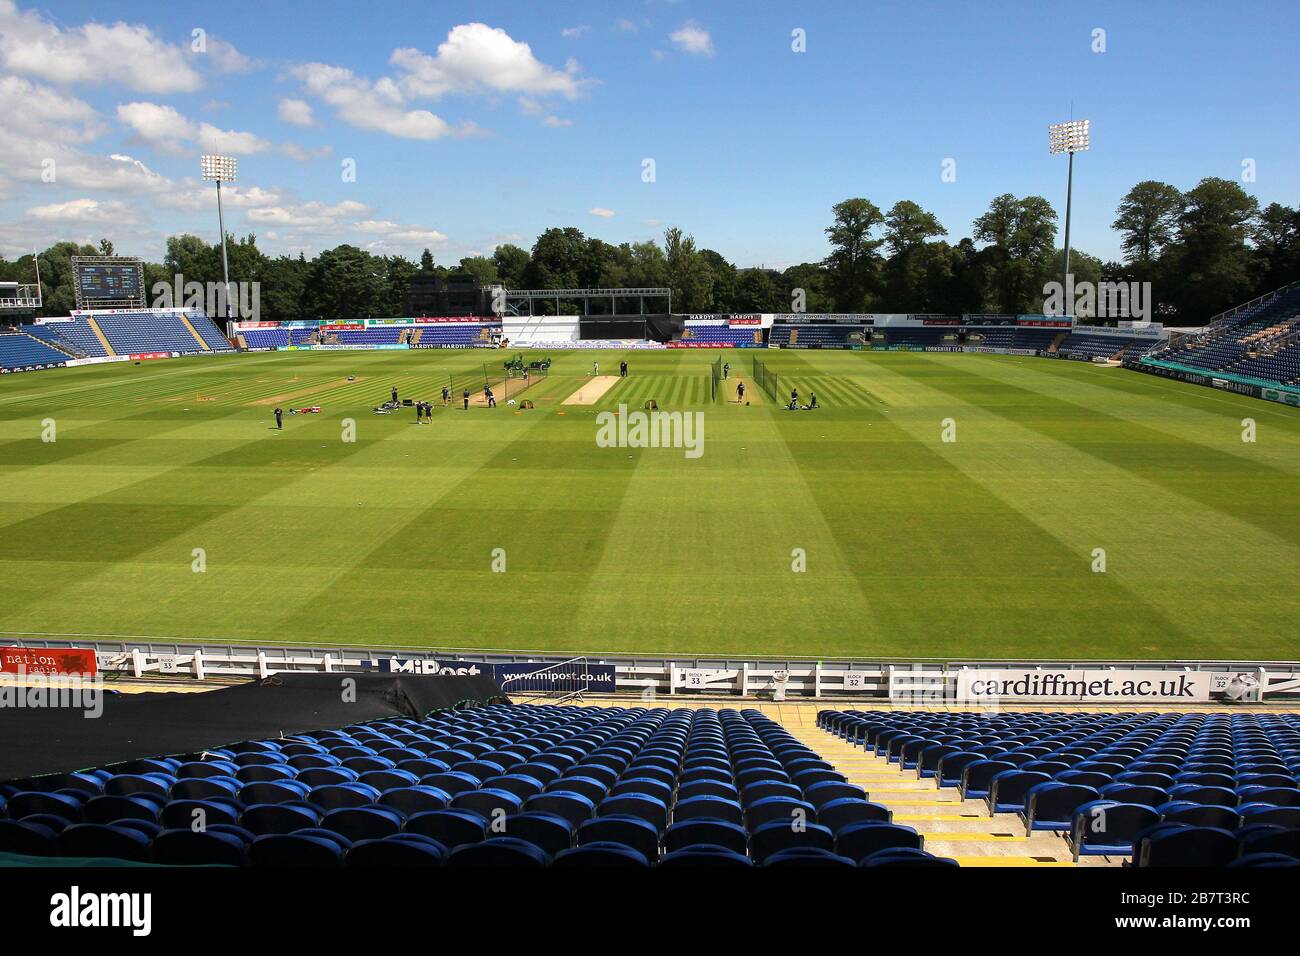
[1,348,1297,657]
[566,401,885,656]
[912,354,1300,549]
[966,355,1300,477]
[866,354,1290,657]
[274,410,644,649]
[769,364,1193,658]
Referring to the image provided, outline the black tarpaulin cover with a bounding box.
[0,672,503,782]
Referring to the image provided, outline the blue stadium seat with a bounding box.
[835,822,924,862]
[247,832,347,866]
[57,823,152,862]
[403,809,488,848]
[578,815,662,861]
[344,834,446,866]
[447,836,548,867]
[553,842,650,867]
[150,828,248,866]
[659,845,753,868]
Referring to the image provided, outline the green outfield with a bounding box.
[1,347,1297,661]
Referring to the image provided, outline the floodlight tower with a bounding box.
[200,154,237,329]
[1048,119,1090,308]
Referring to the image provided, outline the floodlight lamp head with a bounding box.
[200,154,238,182]
[1048,120,1091,155]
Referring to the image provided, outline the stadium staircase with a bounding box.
[85,316,116,356]
[1047,331,1067,353]
[179,314,212,351]
[19,329,82,359]
[410,328,422,345]
[788,710,1079,866]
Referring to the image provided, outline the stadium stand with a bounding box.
[20,325,84,357]
[0,330,72,371]
[769,324,863,348]
[878,328,953,348]
[43,317,109,357]
[0,703,961,867]
[681,324,763,346]
[242,327,291,349]
[1148,283,1300,384]
[818,710,1300,865]
[90,310,233,355]
[9,310,233,365]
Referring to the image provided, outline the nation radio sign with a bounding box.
[0,646,99,676]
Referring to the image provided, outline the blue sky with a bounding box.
[2,0,1296,269]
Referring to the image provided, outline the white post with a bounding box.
[257,651,268,679]
[131,648,144,678]
[323,654,333,673]
[193,650,205,681]
[741,662,750,697]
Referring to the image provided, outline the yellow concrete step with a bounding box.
[86,315,115,356]
[948,857,1074,868]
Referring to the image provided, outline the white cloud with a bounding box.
[356,219,448,246]
[291,62,470,140]
[116,102,198,152]
[118,101,315,160]
[615,18,639,33]
[245,198,370,230]
[670,20,714,56]
[561,25,591,39]
[25,197,140,224]
[276,142,333,162]
[391,23,585,100]
[278,98,315,127]
[588,207,616,218]
[198,122,271,155]
[200,36,260,74]
[0,0,202,92]
[157,182,283,212]
[0,76,103,143]
[542,116,573,128]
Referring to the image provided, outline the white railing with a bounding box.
[61,639,1300,702]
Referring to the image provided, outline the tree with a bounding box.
[779,262,832,314]
[733,268,781,312]
[1252,202,1300,292]
[699,249,737,312]
[883,200,946,257]
[626,240,668,288]
[35,241,98,316]
[302,245,386,320]
[260,253,309,323]
[457,256,499,288]
[881,200,947,309]
[419,248,435,272]
[1167,177,1259,321]
[492,243,530,288]
[1112,181,1183,269]
[524,227,586,299]
[824,198,884,311]
[972,194,1058,313]
[663,227,713,313]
